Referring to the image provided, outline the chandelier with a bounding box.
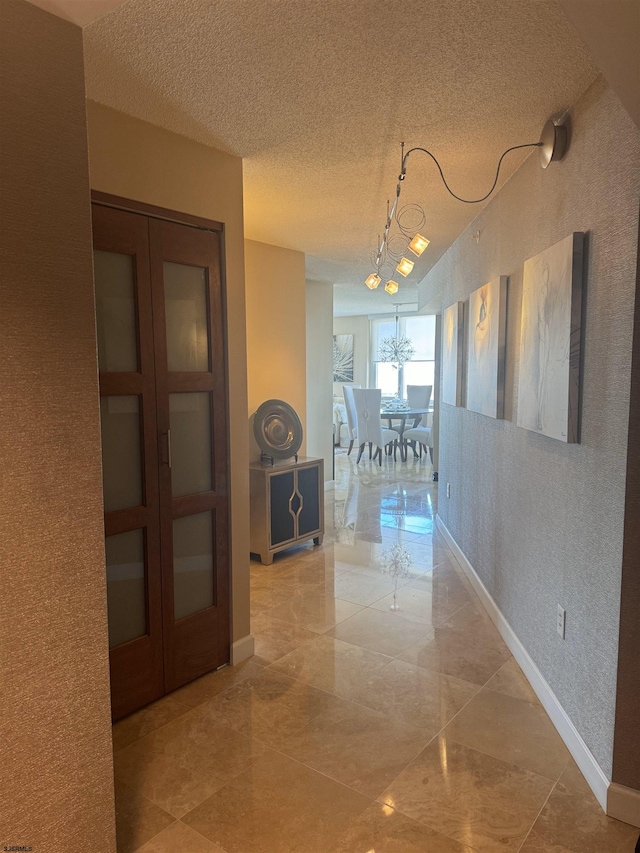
[377,306,415,366]
[366,118,567,295]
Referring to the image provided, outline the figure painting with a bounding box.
[517,233,584,443]
[442,301,464,406]
[467,276,507,418]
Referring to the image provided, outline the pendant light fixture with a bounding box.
[365,116,568,295]
[377,305,416,366]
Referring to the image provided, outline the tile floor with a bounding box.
[113,451,639,853]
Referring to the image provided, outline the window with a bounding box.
[371,314,436,400]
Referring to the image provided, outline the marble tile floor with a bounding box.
[113,452,639,853]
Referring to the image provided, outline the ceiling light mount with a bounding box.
[539,118,567,169]
[365,115,568,294]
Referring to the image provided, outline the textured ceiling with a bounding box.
[84,0,598,314]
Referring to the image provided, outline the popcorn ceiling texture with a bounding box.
[420,77,640,779]
[84,0,598,310]
[0,3,115,850]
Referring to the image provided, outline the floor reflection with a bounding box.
[112,449,639,853]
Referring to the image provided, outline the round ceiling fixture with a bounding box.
[539,118,567,169]
[253,399,303,460]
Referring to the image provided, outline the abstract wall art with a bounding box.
[517,232,584,443]
[442,301,464,406]
[466,276,507,418]
[333,333,354,382]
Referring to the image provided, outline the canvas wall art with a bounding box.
[466,276,507,419]
[442,301,464,406]
[517,232,584,443]
[333,334,354,382]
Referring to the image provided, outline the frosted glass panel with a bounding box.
[164,262,209,371]
[100,396,143,511]
[106,529,146,648]
[94,250,138,372]
[169,392,212,497]
[173,511,214,620]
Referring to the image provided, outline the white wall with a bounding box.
[306,280,334,481]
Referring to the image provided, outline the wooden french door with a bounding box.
[92,197,230,721]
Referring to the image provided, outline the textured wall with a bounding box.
[86,101,251,644]
[245,239,307,459]
[306,280,334,479]
[0,3,115,850]
[613,212,640,790]
[418,77,640,778]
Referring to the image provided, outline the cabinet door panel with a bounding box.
[270,471,295,546]
[297,465,321,537]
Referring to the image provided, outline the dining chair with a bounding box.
[403,423,433,462]
[400,385,433,461]
[342,384,361,455]
[352,388,398,465]
[407,384,432,422]
[389,384,432,435]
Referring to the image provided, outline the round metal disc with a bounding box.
[253,399,303,459]
[539,119,567,169]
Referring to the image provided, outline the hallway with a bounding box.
[112,453,639,853]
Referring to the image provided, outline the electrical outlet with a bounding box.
[446,483,451,498]
[556,605,566,639]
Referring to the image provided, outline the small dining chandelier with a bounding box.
[377,306,416,366]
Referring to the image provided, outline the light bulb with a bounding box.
[408,233,430,257]
[385,280,399,295]
[396,257,414,277]
[365,273,381,290]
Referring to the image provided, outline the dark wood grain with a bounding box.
[149,218,230,693]
[91,190,223,233]
[92,203,164,721]
[93,199,231,718]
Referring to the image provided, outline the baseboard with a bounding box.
[608,783,640,828]
[436,514,616,820]
[230,634,255,665]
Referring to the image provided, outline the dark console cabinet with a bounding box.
[250,456,324,564]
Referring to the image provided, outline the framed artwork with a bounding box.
[466,276,507,418]
[442,301,464,406]
[517,232,584,442]
[333,334,354,382]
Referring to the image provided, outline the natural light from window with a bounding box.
[371,314,436,400]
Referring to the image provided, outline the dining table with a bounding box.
[380,407,432,462]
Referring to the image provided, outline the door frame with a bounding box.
[91,190,234,712]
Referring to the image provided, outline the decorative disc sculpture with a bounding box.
[253,399,303,461]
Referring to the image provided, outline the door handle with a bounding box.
[161,430,172,468]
